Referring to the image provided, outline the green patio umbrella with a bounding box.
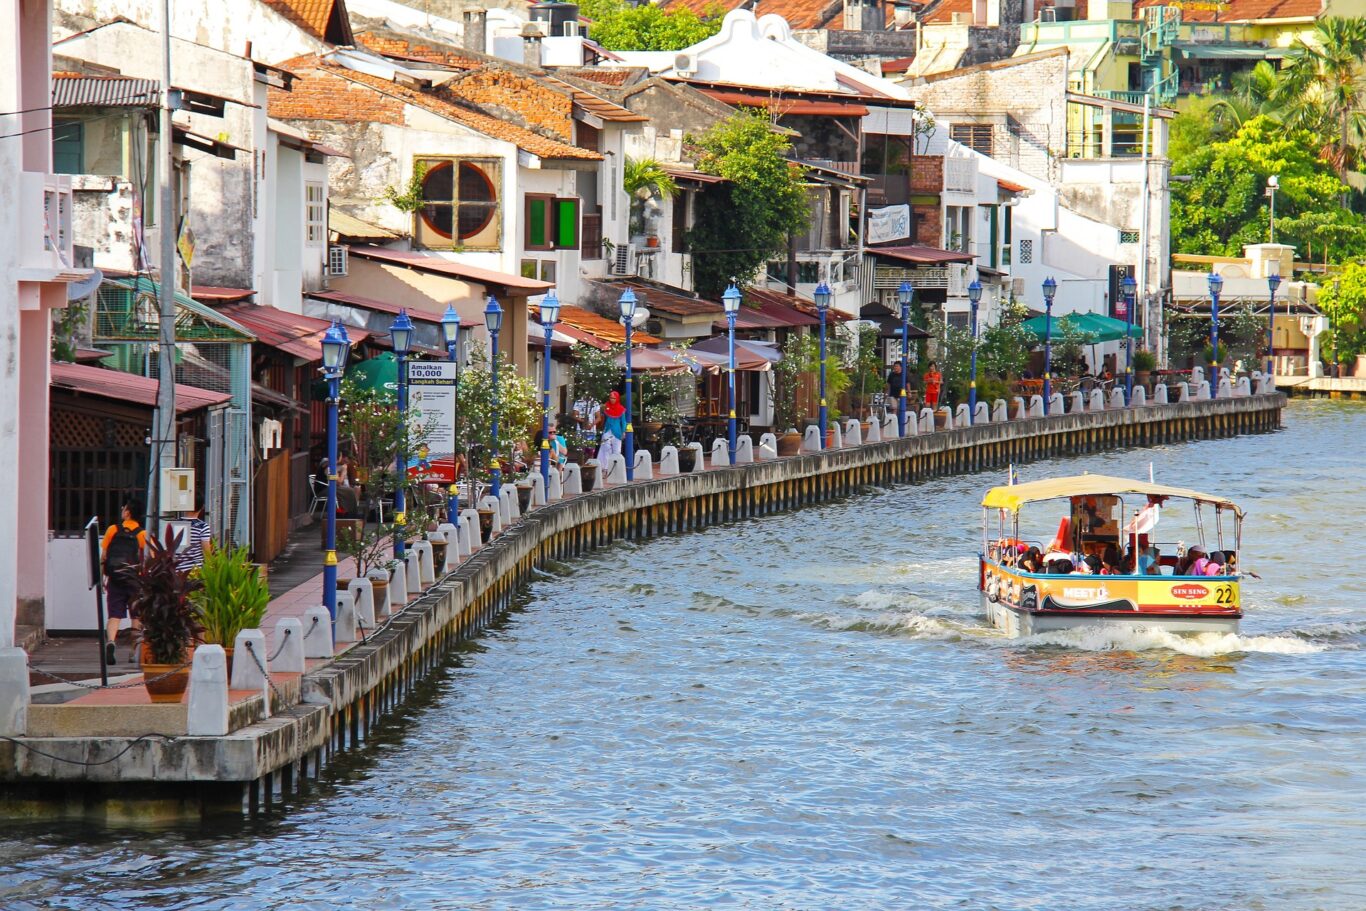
[1020,312,1141,344]
[1020,312,1085,342]
[309,351,400,399]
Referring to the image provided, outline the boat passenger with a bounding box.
[1081,555,1103,575]
[1047,558,1074,574]
[1203,551,1228,576]
[1178,546,1206,576]
[1139,547,1163,575]
[1018,547,1042,573]
[1101,543,1125,575]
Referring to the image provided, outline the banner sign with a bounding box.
[867,204,911,245]
[407,362,458,476]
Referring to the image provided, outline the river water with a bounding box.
[4,399,1364,911]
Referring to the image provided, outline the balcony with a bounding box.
[17,172,85,285]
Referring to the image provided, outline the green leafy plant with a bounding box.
[571,343,624,406]
[128,528,202,666]
[623,157,679,201]
[383,161,428,214]
[581,0,723,51]
[191,545,270,648]
[456,348,541,483]
[338,521,394,581]
[1318,264,1366,361]
[1202,341,1229,365]
[769,333,807,432]
[1132,349,1158,372]
[51,297,90,363]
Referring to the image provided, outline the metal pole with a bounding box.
[324,374,339,626]
[151,0,177,537]
[1125,287,1135,404]
[968,298,979,423]
[490,328,502,499]
[448,339,460,525]
[541,324,553,489]
[624,320,635,481]
[393,351,407,558]
[727,311,737,465]
[1210,286,1220,400]
[818,308,828,449]
[1043,294,1054,415]
[1266,284,1277,387]
[1269,185,1276,244]
[899,312,910,435]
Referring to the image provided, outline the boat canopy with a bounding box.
[981,474,1243,517]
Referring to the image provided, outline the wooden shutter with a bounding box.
[554,197,579,249]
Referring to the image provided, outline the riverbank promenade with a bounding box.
[0,383,1284,821]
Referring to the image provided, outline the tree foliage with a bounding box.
[457,349,541,482]
[1317,262,1366,361]
[686,111,811,296]
[1170,116,1366,262]
[580,0,721,51]
[1275,17,1366,175]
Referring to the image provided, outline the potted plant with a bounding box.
[1133,349,1157,387]
[191,544,270,678]
[128,528,201,703]
[1202,341,1227,368]
[581,460,599,491]
[770,335,809,456]
[676,445,697,472]
[337,521,393,605]
[623,157,678,243]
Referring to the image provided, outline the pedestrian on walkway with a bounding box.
[174,498,213,574]
[886,362,906,400]
[596,390,627,465]
[923,361,943,409]
[101,498,148,665]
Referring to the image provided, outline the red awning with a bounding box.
[51,361,230,413]
[867,244,975,265]
[216,303,372,361]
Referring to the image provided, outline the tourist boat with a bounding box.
[978,474,1244,636]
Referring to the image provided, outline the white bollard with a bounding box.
[830,422,844,448]
[389,560,409,607]
[230,628,270,690]
[366,567,391,616]
[1255,373,1273,394]
[710,437,729,467]
[348,578,375,627]
[604,453,628,484]
[414,540,436,585]
[684,442,705,471]
[955,404,971,426]
[801,425,823,453]
[479,496,503,536]
[1154,383,1169,404]
[757,433,779,459]
[272,617,305,674]
[1088,389,1105,412]
[403,549,421,594]
[460,512,479,554]
[865,419,882,443]
[1196,380,1211,401]
[884,412,901,439]
[1048,392,1065,415]
[497,486,515,524]
[336,589,360,641]
[186,645,229,736]
[974,401,990,424]
[1028,395,1044,418]
[992,399,1008,423]
[529,472,547,507]
[633,450,654,479]
[0,648,28,736]
[561,463,582,496]
[437,524,460,567]
[658,445,680,475]
[1110,387,1127,409]
[734,435,754,463]
[843,419,862,446]
[302,606,334,659]
[919,407,935,433]
[1218,377,1233,398]
[547,467,563,501]
[1131,385,1147,406]
[1009,396,1025,420]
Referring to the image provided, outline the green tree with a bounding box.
[685,111,811,296]
[457,349,541,483]
[1317,262,1366,361]
[1275,16,1366,176]
[581,0,721,51]
[1170,116,1366,261]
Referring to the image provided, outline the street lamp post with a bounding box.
[1122,273,1137,405]
[814,282,831,448]
[389,309,414,559]
[321,321,350,630]
[1267,174,1279,243]
[1266,271,1281,389]
[539,291,560,490]
[897,281,913,437]
[1208,272,1223,400]
[722,284,741,465]
[1042,277,1057,415]
[441,304,461,524]
[484,296,504,499]
[967,279,982,424]
[618,288,638,480]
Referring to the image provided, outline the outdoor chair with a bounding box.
[307,474,327,517]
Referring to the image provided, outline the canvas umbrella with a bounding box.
[1069,311,1142,343]
[614,346,697,375]
[345,351,400,396]
[687,335,781,372]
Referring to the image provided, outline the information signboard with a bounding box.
[407,361,458,481]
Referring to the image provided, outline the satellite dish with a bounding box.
[632,306,650,328]
[66,267,103,302]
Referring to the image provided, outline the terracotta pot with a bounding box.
[430,541,447,571]
[140,644,192,704]
[777,431,802,456]
[477,509,495,539]
[677,448,696,472]
[222,646,235,681]
[581,464,598,492]
[370,577,389,613]
[516,483,533,512]
[825,429,837,448]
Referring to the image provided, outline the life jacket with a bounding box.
[104,523,142,581]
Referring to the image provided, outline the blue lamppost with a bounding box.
[1042,276,1057,415]
[484,295,504,499]
[1266,270,1281,388]
[722,283,741,465]
[441,303,461,522]
[539,291,560,489]
[897,280,913,437]
[321,321,350,630]
[814,281,831,448]
[1208,271,1223,400]
[967,279,982,424]
[389,309,414,558]
[1122,273,1137,405]
[619,288,638,480]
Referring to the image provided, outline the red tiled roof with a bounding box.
[354,31,482,69]
[1133,0,1320,21]
[349,245,554,294]
[307,289,442,322]
[997,178,1029,193]
[923,0,974,25]
[561,68,635,86]
[51,361,230,413]
[216,304,372,361]
[260,0,353,43]
[745,288,822,326]
[531,304,661,346]
[603,279,723,318]
[868,243,975,265]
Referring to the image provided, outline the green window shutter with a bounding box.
[555,198,579,249]
[53,121,84,175]
[527,197,547,248]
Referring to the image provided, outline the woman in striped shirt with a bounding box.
[175,500,213,573]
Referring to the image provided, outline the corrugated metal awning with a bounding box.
[52,74,159,107]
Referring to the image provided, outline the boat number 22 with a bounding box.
[1213,585,1235,604]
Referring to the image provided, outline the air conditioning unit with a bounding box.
[563,20,580,37]
[611,243,636,276]
[328,244,348,277]
[674,53,698,78]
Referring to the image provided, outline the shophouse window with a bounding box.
[415,157,501,250]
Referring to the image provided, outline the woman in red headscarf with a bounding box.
[596,389,627,465]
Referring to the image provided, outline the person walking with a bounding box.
[923,361,943,409]
[886,362,906,402]
[174,499,213,574]
[101,498,148,665]
[596,390,627,465]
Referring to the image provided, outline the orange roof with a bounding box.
[544,76,649,122]
[261,0,354,43]
[355,31,483,69]
[1133,0,1320,20]
[923,0,974,25]
[531,304,661,347]
[270,57,602,162]
[561,68,636,87]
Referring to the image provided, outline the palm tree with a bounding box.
[1275,17,1366,176]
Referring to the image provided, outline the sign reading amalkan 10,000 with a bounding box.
[406,361,458,482]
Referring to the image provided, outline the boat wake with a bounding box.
[1020,625,1324,657]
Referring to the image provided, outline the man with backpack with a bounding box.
[101,498,148,665]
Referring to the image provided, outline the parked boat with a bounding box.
[978,474,1244,637]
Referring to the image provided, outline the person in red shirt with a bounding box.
[923,361,943,408]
